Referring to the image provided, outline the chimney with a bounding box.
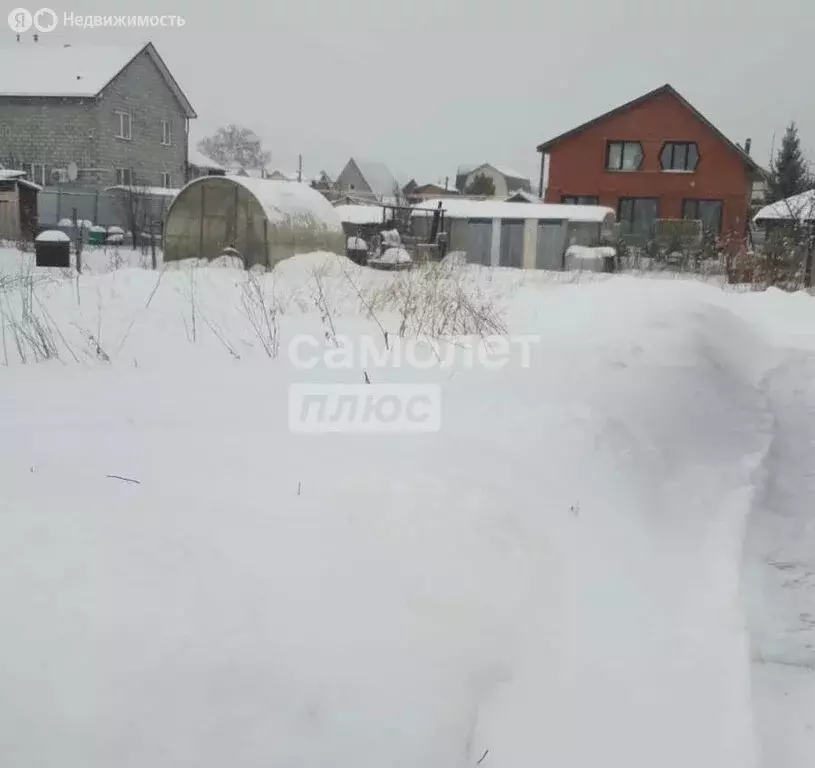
[16,34,20,42]
[33,34,38,42]
[744,138,752,156]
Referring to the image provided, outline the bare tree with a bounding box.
[197,125,271,170]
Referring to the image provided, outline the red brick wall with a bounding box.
[542,91,752,236]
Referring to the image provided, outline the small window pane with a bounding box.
[660,145,672,169]
[619,199,633,223]
[682,200,697,219]
[697,200,722,233]
[607,143,623,170]
[632,199,657,237]
[687,143,699,170]
[622,142,642,170]
[673,143,688,170]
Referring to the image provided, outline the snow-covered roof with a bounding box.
[458,163,530,182]
[268,170,323,184]
[352,160,398,200]
[188,147,224,171]
[487,164,529,181]
[334,204,393,225]
[105,185,179,198]
[0,169,41,190]
[226,166,273,180]
[415,181,459,192]
[412,198,615,223]
[0,43,139,96]
[506,189,541,203]
[35,229,70,243]
[171,176,343,230]
[754,190,815,223]
[0,42,195,117]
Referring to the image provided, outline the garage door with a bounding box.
[500,220,524,268]
[461,219,493,265]
[536,222,567,270]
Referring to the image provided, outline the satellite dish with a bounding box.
[66,162,78,182]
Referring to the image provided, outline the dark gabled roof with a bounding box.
[536,84,760,173]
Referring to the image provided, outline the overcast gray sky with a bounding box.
[7,0,815,183]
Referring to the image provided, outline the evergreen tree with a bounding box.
[464,173,496,196]
[767,122,812,203]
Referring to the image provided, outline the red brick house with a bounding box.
[536,84,762,241]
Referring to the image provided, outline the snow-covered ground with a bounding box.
[0,244,813,767]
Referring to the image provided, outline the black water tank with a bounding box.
[35,230,71,267]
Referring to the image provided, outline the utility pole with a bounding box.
[298,154,302,183]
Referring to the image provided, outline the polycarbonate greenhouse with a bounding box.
[163,176,344,266]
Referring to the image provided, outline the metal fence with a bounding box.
[36,188,173,230]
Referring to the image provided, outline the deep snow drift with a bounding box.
[0,246,813,767]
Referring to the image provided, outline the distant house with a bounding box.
[506,189,541,203]
[226,163,272,179]
[264,169,328,186]
[454,165,479,192]
[751,178,769,206]
[187,146,226,180]
[403,181,460,204]
[0,40,196,192]
[536,83,762,241]
[311,171,334,193]
[456,164,532,196]
[334,158,398,202]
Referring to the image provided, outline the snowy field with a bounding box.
[0,244,814,767]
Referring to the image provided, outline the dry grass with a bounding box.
[362,262,506,338]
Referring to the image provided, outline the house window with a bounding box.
[161,120,171,146]
[115,168,133,186]
[618,198,659,237]
[682,199,723,234]
[28,163,46,186]
[606,141,643,171]
[562,195,600,205]
[115,111,132,140]
[160,172,171,188]
[660,142,699,172]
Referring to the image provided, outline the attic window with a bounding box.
[606,141,643,171]
[660,142,699,172]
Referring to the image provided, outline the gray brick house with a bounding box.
[0,40,196,193]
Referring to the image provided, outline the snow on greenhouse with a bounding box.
[754,190,815,224]
[163,176,344,267]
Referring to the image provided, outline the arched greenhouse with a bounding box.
[163,176,344,266]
